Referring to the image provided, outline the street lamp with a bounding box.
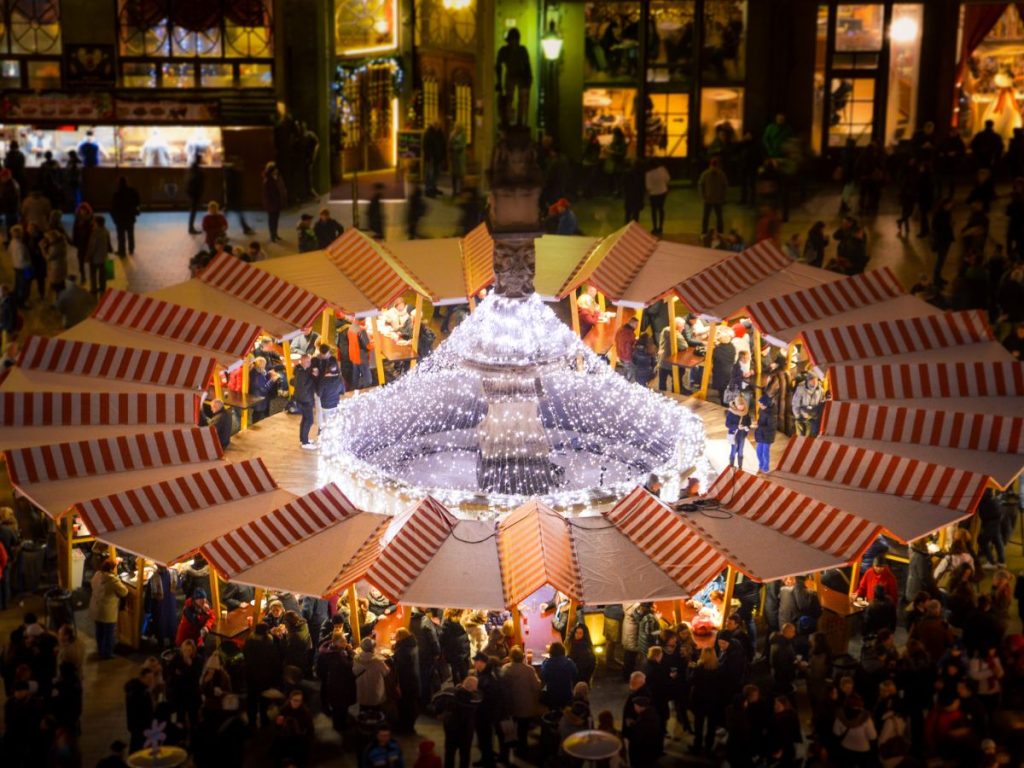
[541,21,563,61]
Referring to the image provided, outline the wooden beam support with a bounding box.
[668,297,681,394]
[608,305,625,369]
[239,355,251,430]
[372,319,388,388]
[720,566,737,630]
[210,568,222,619]
[753,328,763,418]
[347,585,361,645]
[568,291,582,337]
[134,557,147,650]
[282,339,295,396]
[848,560,861,599]
[212,365,224,401]
[698,321,721,400]
[409,294,424,370]
[565,598,578,638]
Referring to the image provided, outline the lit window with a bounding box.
[336,0,398,56]
[8,0,61,55]
[423,74,439,128]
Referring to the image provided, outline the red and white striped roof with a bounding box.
[203,484,362,580]
[498,500,582,606]
[360,496,457,603]
[746,268,906,342]
[604,486,731,595]
[565,223,659,302]
[4,426,222,487]
[673,240,791,316]
[779,436,989,514]
[821,401,1024,456]
[75,458,277,536]
[828,360,1024,402]
[706,467,880,563]
[0,392,196,427]
[94,289,261,365]
[16,336,214,391]
[772,437,989,541]
[325,524,389,596]
[327,228,433,310]
[199,253,327,333]
[801,310,997,368]
[461,223,495,298]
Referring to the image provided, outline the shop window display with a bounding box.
[648,1,696,82]
[885,4,922,144]
[414,0,476,53]
[583,88,688,159]
[829,76,876,146]
[0,126,115,167]
[117,126,222,167]
[336,0,398,56]
[700,87,743,149]
[702,0,745,81]
[956,3,1024,142]
[117,0,273,88]
[584,2,642,82]
[835,4,884,51]
[812,5,828,155]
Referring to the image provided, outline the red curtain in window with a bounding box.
[171,0,223,31]
[120,0,166,28]
[958,4,1010,83]
[225,0,270,27]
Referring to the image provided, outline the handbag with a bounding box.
[105,257,115,280]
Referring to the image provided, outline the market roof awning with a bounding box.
[825,360,1024,416]
[0,392,198,451]
[325,228,436,307]
[389,238,469,305]
[769,436,990,542]
[74,458,295,565]
[461,223,495,298]
[672,240,841,321]
[744,268,938,346]
[498,500,583,606]
[2,337,215,395]
[558,223,659,301]
[70,289,262,370]
[818,401,1024,489]
[201,484,390,595]
[799,310,1011,373]
[4,427,225,519]
[615,240,724,308]
[534,234,601,300]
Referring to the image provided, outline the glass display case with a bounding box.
[116,126,222,166]
[0,125,116,166]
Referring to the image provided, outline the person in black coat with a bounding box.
[314,631,355,734]
[863,584,898,637]
[434,678,480,768]
[393,628,420,733]
[411,608,441,708]
[623,160,645,223]
[472,652,506,767]
[110,176,140,257]
[625,696,663,767]
[291,355,317,448]
[186,154,205,234]
[124,665,156,751]
[711,339,736,402]
[769,624,799,696]
[716,631,747,703]
[50,661,82,734]
[312,345,344,415]
[754,395,776,473]
[243,623,281,729]
[439,610,471,685]
[567,622,597,685]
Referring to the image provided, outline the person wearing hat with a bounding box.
[296,212,318,253]
[725,394,752,469]
[89,559,128,659]
[472,650,505,766]
[175,587,214,647]
[353,637,391,714]
[552,197,579,235]
[412,739,442,768]
[855,555,899,606]
[432,675,480,768]
[753,393,776,473]
[791,370,824,436]
[624,694,663,767]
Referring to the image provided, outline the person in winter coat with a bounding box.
[42,217,69,299]
[698,156,729,234]
[863,584,898,636]
[540,641,578,711]
[791,373,825,436]
[753,394,776,473]
[353,637,391,713]
[906,540,938,602]
[472,652,506,767]
[243,623,281,729]
[625,695,663,767]
[769,623,799,695]
[272,689,314,768]
[85,215,113,295]
[362,725,405,768]
[70,202,93,280]
[261,162,287,242]
[411,608,441,708]
[110,177,140,257]
[833,693,877,766]
[124,665,157,751]
[636,603,662,661]
[621,602,642,679]
[439,608,471,685]
[89,559,127,659]
[500,646,541,752]
[393,628,420,733]
[314,208,343,248]
[281,611,313,677]
[0,168,20,243]
[856,556,899,605]
[449,123,468,196]
[433,676,480,768]
[725,395,752,469]
[908,599,953,664]
[175,588,214,647]
[567,622,597,685]
[292,354,317,449]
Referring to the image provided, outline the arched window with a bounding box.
[117,0,273,88]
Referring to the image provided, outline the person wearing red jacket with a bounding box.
[175,588,214,647]
[855,556,899,606]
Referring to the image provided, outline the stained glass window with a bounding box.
[117,0,273,88]
[415,0,476,53]
[0,0,62,88]
[336,0,398,55]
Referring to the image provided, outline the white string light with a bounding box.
[321,292,708,518]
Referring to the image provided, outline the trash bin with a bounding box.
[16,540,45,596]
[71,548,85,589]
[45,588,75,630]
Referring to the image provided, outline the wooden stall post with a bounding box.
[720,566,737,630]
[371,319,388,388]
[511,606,523,647]
[566,599,578,635]
[597,291,606,313]
[848,561,861,599]
[239,356,251,430]
[58,517,74,590]
[753,328,763,418]
[608,306,625,369]
[210,569,222,619]
[282,340,295,396]
[347,585,361,645]
[674,600,683,625]
[252,587,265,622]
[319,309,332,343]
[634,309,643,338]
[468,294,477,313]
[133,558,147,649]
[698,321,721,400]
[568,291,582,337]
[667,297,681,394]
[409,294,424,370]
[212,365,224,401]
[785,341,797,372]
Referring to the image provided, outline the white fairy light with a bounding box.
[321,292,708,518]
